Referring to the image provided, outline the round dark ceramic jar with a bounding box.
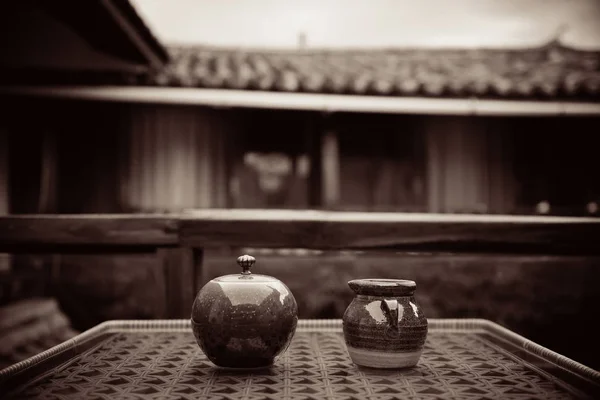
[343,279,428,369]
[191,255,298,369]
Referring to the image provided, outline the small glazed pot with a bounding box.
[191,255,298,369]
[343,279,428,369]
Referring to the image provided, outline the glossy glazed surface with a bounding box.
[191,273,298,368]
[343,279,428,369]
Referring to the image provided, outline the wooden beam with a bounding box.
[0,215,178,247]
[178,210,600,255]
[2,87,600,116]
[101,0,168,68]
[0,211,599,255]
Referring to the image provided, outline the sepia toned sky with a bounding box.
[131,0,600,50]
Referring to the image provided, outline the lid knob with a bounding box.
[237,254,255,275]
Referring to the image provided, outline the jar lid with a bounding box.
[348,278,416,296]
[211,255,281,283]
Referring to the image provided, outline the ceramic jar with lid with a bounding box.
[343,279,428,369]
[191,255,298,369]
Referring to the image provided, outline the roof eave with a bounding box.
[1,86,599,116]
[103,0,170,67]
[32,0,169,70]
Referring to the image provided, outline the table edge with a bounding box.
[1,318,598,386]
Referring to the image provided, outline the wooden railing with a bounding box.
[1,210,599,317]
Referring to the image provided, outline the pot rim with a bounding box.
[348,278,416,296]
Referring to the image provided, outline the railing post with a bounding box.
[159,246,198,319]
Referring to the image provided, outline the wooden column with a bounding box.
[158,246,198,318]
[307,117,322,208]
[38,130,58,213]
[321,130,340,209]
[0,128,7,215]
[425,119,441,213]
[0,128,9,272]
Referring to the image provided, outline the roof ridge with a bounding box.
[165,41,600,54]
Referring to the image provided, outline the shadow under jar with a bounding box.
[343,279,428,369]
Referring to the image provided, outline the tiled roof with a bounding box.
[147,41,600,100]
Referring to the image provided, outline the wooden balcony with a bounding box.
[1,210,599,318]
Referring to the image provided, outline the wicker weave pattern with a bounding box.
[3,319,594,400]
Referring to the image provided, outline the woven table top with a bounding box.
[1,319,598,400]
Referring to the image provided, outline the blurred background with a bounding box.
[0,0,599,371]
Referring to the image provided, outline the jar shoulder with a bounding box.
[343,295,427,325]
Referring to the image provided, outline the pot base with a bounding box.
[213,362,274,371]
[347,346,422,369]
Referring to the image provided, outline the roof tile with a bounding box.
[4,41,598,100]
[145,42,600,99]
